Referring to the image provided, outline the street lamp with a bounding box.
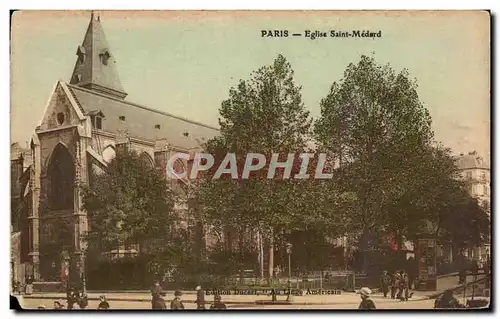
[286,243,293,302]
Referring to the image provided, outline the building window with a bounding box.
[48,144,75,210]
[96,116,102,129]
[466,171,472,180]
[91,116,103,130]
[119,116,126,122]
[481,172,487,181]
[155,124,161,129]
[56,112,65,125]
[100,50,111,66]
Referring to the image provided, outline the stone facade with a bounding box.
[455,151,491,261]
[456,151,491,212]
[12,13,219,282]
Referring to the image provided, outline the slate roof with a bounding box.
[455,152,490,170]
[69,14,127,99]
[67,83,219,150]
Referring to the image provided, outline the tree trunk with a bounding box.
[359,228,369,274]
[257,228,264,279]
[268,228,274,281]
[239,228,245,284]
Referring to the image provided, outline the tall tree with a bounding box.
[314,55,435,270]
[82,149,176,254]
[197,54,319,279]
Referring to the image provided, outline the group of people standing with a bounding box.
[37,295,109,310]
[151,281,227,310]
[380,269,413,301]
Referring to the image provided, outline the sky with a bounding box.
[10,10,490,157]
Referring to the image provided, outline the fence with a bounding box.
[270,270,356,292]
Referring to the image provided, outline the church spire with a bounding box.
[70,12,127,99]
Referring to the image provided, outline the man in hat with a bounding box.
[170,290,185,310]
[97,295,110,310]
[210,294,227,310]
[380,270,391,298]
[195,285,205,309]
[358,287,376,309]
[151,280,166,310]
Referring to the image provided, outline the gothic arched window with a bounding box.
[47,144,75,210]
[102,146,116,164]
[139,152,154,167]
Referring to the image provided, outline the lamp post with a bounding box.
[286,243,293,302]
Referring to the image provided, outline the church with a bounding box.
[11,13,219,285]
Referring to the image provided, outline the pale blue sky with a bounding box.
[11,11,490,156]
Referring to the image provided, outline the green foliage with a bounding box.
[198,54,317,233]
[437,191,490,250]
[313,55,485,263]
[195,54,349,275]
[82,149,176,252]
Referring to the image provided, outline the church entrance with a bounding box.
[39,143,76,281]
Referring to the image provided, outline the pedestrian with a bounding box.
[471,260,479,281]
[195,285,205,309]
[434,289,462,309]
[170,290,185,310]
[391,270,400,299]
[406,257,417,289]
[97,295,110,310]
[274,265,281,278]
[78,292,88,309]
[53,301,64,309]
[37,305,46,310]
[380,270,391,298]
[66,286,76,310]
[151,280,166,310]
[25,275,33,295]
[458,266,466,284]
[358,287,376,310]
[398,270,410,301]
[210,294,227,310]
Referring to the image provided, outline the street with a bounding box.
[17,296,473,310]
[15,273,489,310]
[17,296,432,310]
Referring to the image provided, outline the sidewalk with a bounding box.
[19,274,486,306]
[18,290,427,305]
[18,288,432,305]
